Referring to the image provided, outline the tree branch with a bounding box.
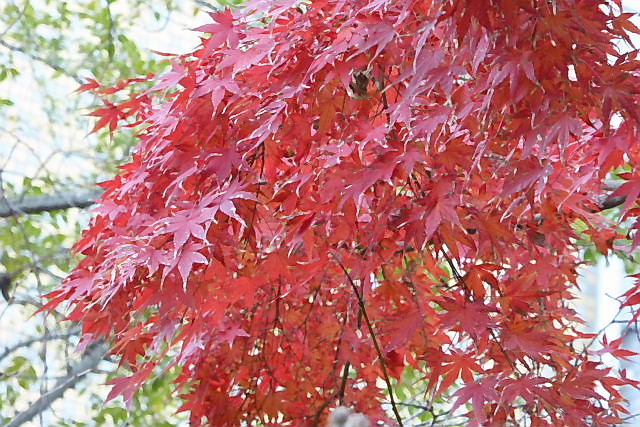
[4,341,109,427]
[0,329,80,363]
[0,40,84,85]
[330,253,404,427]
[0,179,627,220]
[0,189,102,218]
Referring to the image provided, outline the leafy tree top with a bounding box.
[48,0,640,425]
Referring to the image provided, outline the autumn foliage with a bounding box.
[47,0,640,425]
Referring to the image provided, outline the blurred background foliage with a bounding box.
[0,0,221,425]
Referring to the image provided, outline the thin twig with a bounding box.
[338,360,351,405]
[0,329,79,363]
[331,253,404,427]
[0,39,83,85]
[0,0,28,39]
[441,251,522,375]
[194,0,218,11]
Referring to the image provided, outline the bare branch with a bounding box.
[0,189,102,218]
[0,329,80,363]
[0,40,84,85]
[4,341,109,427]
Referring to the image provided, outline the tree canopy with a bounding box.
[50,0,640,426]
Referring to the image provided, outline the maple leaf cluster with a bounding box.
[48,0,640,425]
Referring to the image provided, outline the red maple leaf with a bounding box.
[450,376,499,426]
[194,9,239,51]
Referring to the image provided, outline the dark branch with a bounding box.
[0,189,102,218]
[0,179,628,220]
[330,253,404,427]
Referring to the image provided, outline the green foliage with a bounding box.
[90,366,187,427]
[0,0,216,425]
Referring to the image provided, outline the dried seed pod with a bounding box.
[0,273,11,301]
[349,70,371,99]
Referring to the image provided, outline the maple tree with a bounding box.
[46,0,640,425]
